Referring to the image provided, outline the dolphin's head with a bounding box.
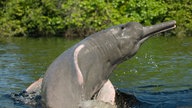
[111,20,176,59]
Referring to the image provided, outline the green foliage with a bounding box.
[0,0,191,37]
[111,0,167,25]
[164,0,192,37]
[0,0,65,37]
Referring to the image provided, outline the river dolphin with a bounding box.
[39,20,176,108]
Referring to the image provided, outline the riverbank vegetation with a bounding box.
[0,0,191,38]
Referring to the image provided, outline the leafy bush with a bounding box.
[164,0,192,37]
[0,0,191,37]
[0,0,64,37]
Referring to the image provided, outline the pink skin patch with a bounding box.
[74,44,85,85]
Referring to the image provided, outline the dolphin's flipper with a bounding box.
[9,78,43,106]
[26,78,43,94]
[94,80,116,105]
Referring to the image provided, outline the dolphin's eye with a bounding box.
[121,26,125,30]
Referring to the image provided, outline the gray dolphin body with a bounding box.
[41,21,176,108]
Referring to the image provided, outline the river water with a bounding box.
[0,37,192,108]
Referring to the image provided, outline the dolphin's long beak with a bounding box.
[143,20,176,37]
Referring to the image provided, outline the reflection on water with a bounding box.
[0,37,192,108]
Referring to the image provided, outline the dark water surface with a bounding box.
[0,37,192,108]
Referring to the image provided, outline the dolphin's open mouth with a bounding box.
[143,20,176,37]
